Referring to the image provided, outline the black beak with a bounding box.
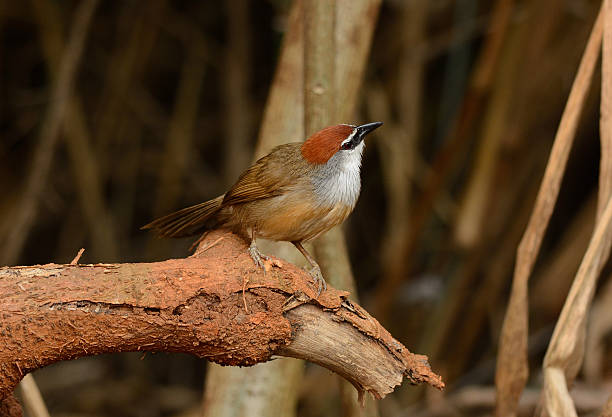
[341,122,383,150]
[357,121,383,137]
[354,121,382,145]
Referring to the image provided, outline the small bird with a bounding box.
[142,122,382,294]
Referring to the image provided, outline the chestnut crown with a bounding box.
[301,122,383,164]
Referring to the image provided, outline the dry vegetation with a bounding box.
[2,0,612,416]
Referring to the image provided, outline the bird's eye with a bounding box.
[340,141,351,150]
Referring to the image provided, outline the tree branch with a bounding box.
[0,231,443,405]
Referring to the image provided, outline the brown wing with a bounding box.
[221,143,304,207]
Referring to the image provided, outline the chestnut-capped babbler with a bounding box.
[142,122,382,294]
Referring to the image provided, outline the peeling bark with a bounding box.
[0,231,443,403]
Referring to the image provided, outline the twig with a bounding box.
[70,248,85,265]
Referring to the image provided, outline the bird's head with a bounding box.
[301,122,383,165]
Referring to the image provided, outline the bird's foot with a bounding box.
[307,264,327,297]
[248,243,270,271]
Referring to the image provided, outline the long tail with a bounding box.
[141,195,225,238]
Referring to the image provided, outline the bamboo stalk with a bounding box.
[494,7,603,416]
[536,2,611,415]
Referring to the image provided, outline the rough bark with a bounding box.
[0,231,443,404]
[0,395,22,417]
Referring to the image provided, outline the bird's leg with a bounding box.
[244,230,270,313]
[248,230,269,270]
[292,241,327,296]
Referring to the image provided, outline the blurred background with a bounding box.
[1,0,611,416]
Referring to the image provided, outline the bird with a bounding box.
[142,121,382,294]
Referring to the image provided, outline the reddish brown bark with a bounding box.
[0,395,22,417]
[0,231,443,404]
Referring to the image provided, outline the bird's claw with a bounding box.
[248,244,270,271]
[307,265,327,297]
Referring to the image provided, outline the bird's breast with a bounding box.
[309,142,363,208]
[310,165,361,208]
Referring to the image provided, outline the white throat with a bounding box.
[311,141,364,208]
